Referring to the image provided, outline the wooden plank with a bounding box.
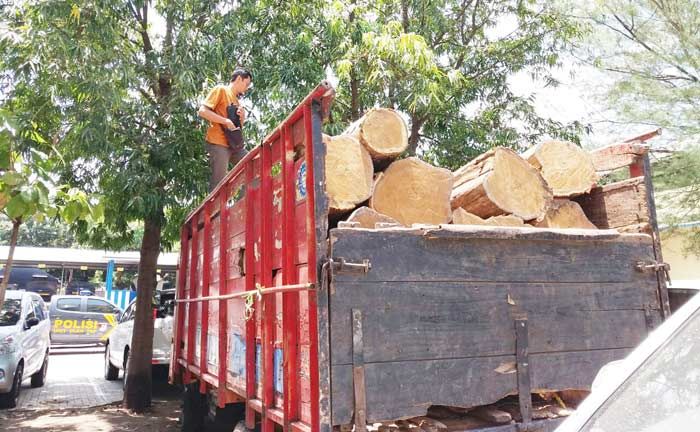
[329,229,655,284]
[574,177,649,231]
[330,348,629,425]
[589,142,648,173]
[329,281,655,365]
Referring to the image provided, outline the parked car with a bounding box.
[48,295,121,345]
[555,289,700,431]
[66,280,97,296]
[104,291,174,382]
[0,267,59,301]
[0,290,51,408]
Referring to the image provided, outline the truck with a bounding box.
[169,82,670,432]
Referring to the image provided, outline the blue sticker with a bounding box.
[255,343,261,384]
[229,334,246,377]
[274,348,283,393]
[296,161,307,201]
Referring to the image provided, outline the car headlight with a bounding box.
[0,336,18,355]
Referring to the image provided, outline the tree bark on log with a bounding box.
[523,140,598,197]
[346,206,400,228]
[452,208,525,227]
[532,199,597,229]
[345,108,408,164]
[370,157,453,226]
[324,134,374,215]
[451,147,552,221]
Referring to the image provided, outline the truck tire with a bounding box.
[211,402,246,432]
[30,350,49,388]
[181,382,206,432]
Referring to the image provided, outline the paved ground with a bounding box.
[16,345,124,410]
[0,345,184,431]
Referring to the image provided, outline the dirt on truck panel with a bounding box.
[170,82,668,432]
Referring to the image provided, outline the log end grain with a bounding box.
[346,206,401,228]
[524,140,598,197]
[370,157,453,226]
[533,199,597,229]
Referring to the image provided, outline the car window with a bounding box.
[86,298,119,314]
[56,297,82,312]
[32,299,46,320]
[581,307,700,431]
[25,301,36,320]
[121,302,135,322]
[0,298,21,326]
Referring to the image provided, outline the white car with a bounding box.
[556,291,700,432]
[0,290,51,408]
[103,293,174,382]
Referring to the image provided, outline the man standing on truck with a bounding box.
[198,68,253,191]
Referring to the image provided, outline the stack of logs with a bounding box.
[326,108,600,229]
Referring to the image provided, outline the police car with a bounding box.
[48,295,122,345]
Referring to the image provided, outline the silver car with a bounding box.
[0,290,51,408]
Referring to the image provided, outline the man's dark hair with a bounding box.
[231,68,252,82]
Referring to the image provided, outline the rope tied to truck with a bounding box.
[175,282,315,321]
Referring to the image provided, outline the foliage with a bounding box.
[575,0,700,139]
[0,217,78,247]
[325,0,584,169]
[573,1,700,254]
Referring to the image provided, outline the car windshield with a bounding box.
[581,306,700,431]
[0,298,21,326]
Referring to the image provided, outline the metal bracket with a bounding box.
[330,258,372,274]
[635,260,671,283]
[515,318,532,427]
[352,309,368,432]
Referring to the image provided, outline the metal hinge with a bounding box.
[635,260,671,283]
[329,258,372,274]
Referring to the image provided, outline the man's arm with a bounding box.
[198,105,237,130]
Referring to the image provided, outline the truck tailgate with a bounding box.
[328,225,662,424]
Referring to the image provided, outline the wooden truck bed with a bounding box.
[328,226,662,425]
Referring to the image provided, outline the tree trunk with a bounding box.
[407,115,424,157]
[344,108,409,165]
[324,134,374,215]
[451,208,525,227]
[124,214,162,412]
[370,157,453,226]
[532,199,597,229]
[451,147,553,221]
[522,140,598,197]
[345,206,400,228]
[0,219,21,307]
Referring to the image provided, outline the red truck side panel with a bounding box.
[172,83,335,432]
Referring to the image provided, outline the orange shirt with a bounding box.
[202,84,240,147]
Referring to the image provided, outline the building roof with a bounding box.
[0,246,179,271]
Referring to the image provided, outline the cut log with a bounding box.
[370,157,453,226]
[346,206,401,228]
[324,134,374,214]
[523,140,598,197]
[451,147,552,221]
[345,108,408,163]
[533,199,597,229]
[452,208,525,227]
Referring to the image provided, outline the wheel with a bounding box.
[30,351,49,388]
[104,345,119,381]
[0,362,23,409]
[212,402,246,432]
[122,348,130,389]
[181,382,207,432]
